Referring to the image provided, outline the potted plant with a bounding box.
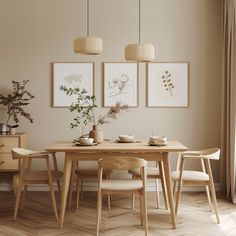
[60,85,128,143]
[0,80,34,134]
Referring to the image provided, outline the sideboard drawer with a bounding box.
[0,138,19,153]
[0,154,18,170]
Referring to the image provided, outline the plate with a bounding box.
[148,141,168,146]
[116,139,135,143]
[74,142,97,146]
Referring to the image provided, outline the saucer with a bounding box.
[116,139,135,143]
[148,141,167,146]
[74,142,97,146]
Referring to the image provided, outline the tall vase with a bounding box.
[89,125,104,144]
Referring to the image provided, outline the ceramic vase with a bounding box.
[10,127,16,135]
[89,125,104,144]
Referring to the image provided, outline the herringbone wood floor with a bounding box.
[0,191,235,236]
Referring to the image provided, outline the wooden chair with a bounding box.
[11,148,63,220]
[171,148,220,223]
[68,162,112,210]
[128,161,168,210]
[96,157,148,236]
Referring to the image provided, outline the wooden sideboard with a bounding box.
[0,133,27,172]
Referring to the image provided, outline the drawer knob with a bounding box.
[0,144,5,148]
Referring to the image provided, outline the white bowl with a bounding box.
[79,137,94,145]
[119,135,134,142]
[149,136,167,145]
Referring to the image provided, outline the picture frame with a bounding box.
[147,62,189,107]
[52,62,94,107]
[103,62,138,107]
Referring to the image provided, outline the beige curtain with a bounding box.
[220,0,236,203]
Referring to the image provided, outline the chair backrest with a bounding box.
[200,148,220,160]
[98,157,147,170]
[176,148,220,171]
[11,148,34,160]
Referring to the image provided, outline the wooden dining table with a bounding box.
[46,140,188,229]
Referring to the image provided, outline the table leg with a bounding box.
[162,153,176,229]
[158,161,169,210]
[59,153,73,228]
[52,153,61,192]
[68,161,77,210]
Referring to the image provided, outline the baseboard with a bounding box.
[0,181,220,192]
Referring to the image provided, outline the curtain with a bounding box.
[220,0,236,203]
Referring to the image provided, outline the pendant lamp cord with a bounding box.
[138,0,141,44]
[87,0,89,36]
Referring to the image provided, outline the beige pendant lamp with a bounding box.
[125,0,155,62]
[74,0,103,54]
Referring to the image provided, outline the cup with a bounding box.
[79,137,94,145]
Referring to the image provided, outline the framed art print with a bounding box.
[52,62,94,107]
[147,62,189,107]
[103,62,138,107]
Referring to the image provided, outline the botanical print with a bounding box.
[64,74,82,84]
[147,62,188,107]
[162,70,175,96]
[108,73,130,97]
[104,63,138,107]
[53,63,94,107]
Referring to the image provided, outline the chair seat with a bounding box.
[171,170,209,181]
[101,179,143,191]
[129,167,160,177]
[76,168,112,176]
[23,170,63,182]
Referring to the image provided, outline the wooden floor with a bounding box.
[0,191,235,236]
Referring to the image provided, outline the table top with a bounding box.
[46,140,188,153]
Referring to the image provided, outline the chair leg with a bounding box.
[132,194,136,210]
[139,193,143,226]
[107,194,111,211]
[141,192,148,236]
[158,161,168,210]
[21,185,28,211]
[209,182,220,223]
[106,174,111,210]
[175,158,185,216]
[131,174,136,210]
[46,157,58,221]
[205,159,220,223]
[205,186,212,211]
[48,183,59,221]
[173,180,177,199]
[68,161,76,210]
[155,179,160,209]
[80,178,84,200]
[76,175,80,210]
[13,182,22,220]
[96,191,102,236]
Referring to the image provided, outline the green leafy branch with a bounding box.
[60,86,128,129]
[60,85,97,128]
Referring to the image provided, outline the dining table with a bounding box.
[46,140,188,229]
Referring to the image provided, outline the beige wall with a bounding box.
[0,0,222,181]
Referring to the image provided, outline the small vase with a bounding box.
[10,127,16,135]
[89,125,104,144]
